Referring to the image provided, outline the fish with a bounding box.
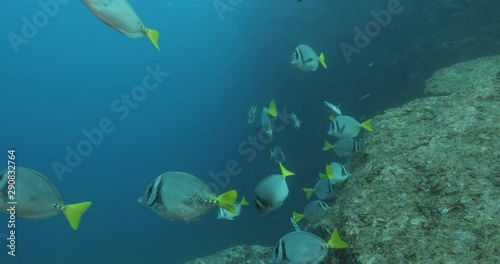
[260,99,278,137]
[306,224,333,241]
[320,162,351,184]
[291,44,327,71]
[217,196,249,220]
[359,93,371,100]
[247,105,257,124]
[0,167,92,230]
[323,138,362,158]
[327,115,372,138]
[293,200,331,224]
[254,163,294,215]
[270,146,286,164]
[291,113,303,129]
[137,171,237,221]
[324,101,342,117]
[81,0,161,52]
[302,178,336,200]
[272,229,348,263]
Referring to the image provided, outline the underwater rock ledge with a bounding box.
[186,55,500,264]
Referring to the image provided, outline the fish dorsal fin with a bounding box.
[279,162,295,177]
[319,172,327,179]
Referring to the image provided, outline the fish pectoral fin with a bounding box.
[304,58,314,63]
[145,28,161,53]
[63,201,92,231]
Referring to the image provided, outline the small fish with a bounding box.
[291,113,303,129]
[291,44,327,72]
[359,93,371,100]
[254,163,295,215]
[324,101,342,117]
[327,115,372,138]
[81,0,160,52]
[302,178,336,200]
[247,105,257,124]
[0,167,92,230]
[270,146,286,164]
[260,99,278,137]
[138,171,237,221]
[272,229,348,263]
[293,200,331,224]
[323,138,362,158]
[217,196,249,220]
[320,162,351,184]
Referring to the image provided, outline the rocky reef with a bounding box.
[186,56,499,263]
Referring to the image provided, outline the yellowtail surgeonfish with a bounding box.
[137,171,237,222]
[291,44,327,71]
[293,200,331,224]
[327,115,372,138]
[260,99,278,137]
[247,105,257,124]
[302,178,336,200]
[320,162,351,184]
[254,162,294,215]
[0,167,92,230]
[269,146,286,164]
[217,196,249,220]
[272,228,348,263]
[323,138,362,158]
[81,0,161,52]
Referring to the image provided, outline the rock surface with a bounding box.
[186,56,500,263]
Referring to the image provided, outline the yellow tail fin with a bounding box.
[360,119,373,131]
[319,52,327,69]
[326,164,334,180]
[268,99,278,117]
[217,190,238,214]
[239,196,249,206]
[63,201,92,230]
[323,140,334,151]
[145,28,161,53]
[279,162,295,177]
[326,228,349,249]
[329,115,335,121]
[302,188,314,199]
[292,211,304,222]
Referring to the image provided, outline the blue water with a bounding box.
[1,0,431,263]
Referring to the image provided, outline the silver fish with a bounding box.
[138,171,237,221]
[0,167,91,230]
[270,146,286,164]
[254,163,294,215]
[327,115,372,138]
[291,44,327,72]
